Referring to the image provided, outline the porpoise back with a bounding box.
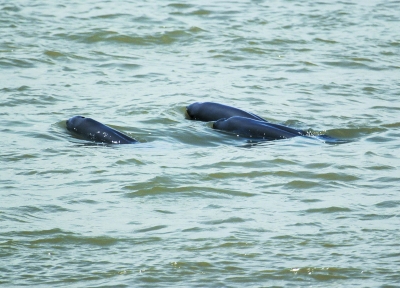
[213,116,303,140]
[187,102,266,122]
[66,116,137,144]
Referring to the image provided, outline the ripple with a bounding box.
[202,217,247,225]
[322,60,377,69]
[305,207,352,214]
[375,200,400,208]
[58,28,203,46]
[285,180,320,189]
[0,58,35,68]
[135,225,168,233]
[1,0,400,286]
[123,185,255,198]
[167,3,194,9]
[360,214,398,221]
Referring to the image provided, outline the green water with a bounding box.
[1,0,399,287]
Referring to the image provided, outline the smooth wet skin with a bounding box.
[66,103,344,145]
[186,102,267,122]
[213,116,303,140]
[187,101,307,140]
[66,116,138,144]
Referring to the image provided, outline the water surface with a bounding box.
[1,0,399,287]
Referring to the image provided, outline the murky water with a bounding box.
[1,0,399,286]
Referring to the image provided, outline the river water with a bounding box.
[1,0,399,287]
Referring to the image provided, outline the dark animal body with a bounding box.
[66,116,137,144]
[186,102,266,122]
[65,102,343,145]
[187,102,306,140]
[213,116,304,140]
